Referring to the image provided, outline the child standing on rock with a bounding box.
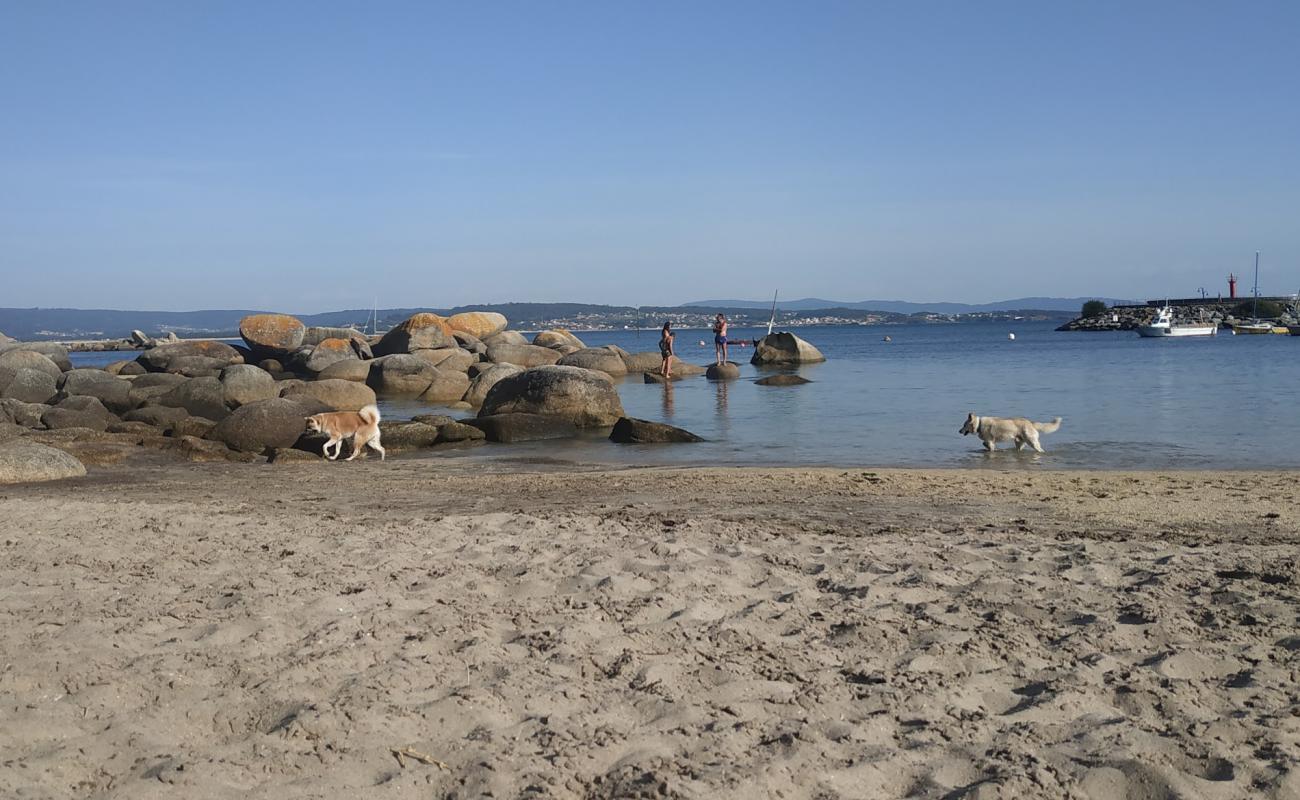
[659,321,675,378]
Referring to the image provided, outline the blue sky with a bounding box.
[2,1,1297,312]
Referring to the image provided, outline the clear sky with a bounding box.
[2,1,1298,312]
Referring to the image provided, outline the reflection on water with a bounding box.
[660,382,675,419]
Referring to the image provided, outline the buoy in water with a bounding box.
[882,335,892,343]
[1008,332,1016,341]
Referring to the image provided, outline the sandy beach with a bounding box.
[2,460,1299,799]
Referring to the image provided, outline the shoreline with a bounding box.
[3,462,1298,798]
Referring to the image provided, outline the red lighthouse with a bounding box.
[1228,273,1237,299]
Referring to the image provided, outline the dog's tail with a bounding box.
[1034,417,1062,434]
[358,404,381,425]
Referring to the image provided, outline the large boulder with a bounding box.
[452,331,487,354]
[281,379,376,411]
[372,313,455,356]
[318,358,372,383]
[479,366,624,428]
[756,374,812,386]
[436,421,485,444]
[448,311,508,340]
[706,362,741,381]
[415,347,474,373]
[483,330,529,348]
[374,420,441,451]
[42,402,110,432]
[372,354,437,395]
[557,348,628,377]
[750,332,827,365]
[127,372,189,407]
[1,398,50,428]
[1,368,58,404]
[240,314,307,356]
[467,413,579,443]
[57,369,133,413]
[485,343,563,368]
[303,338,361,374]
[219,364,279,408]
[463,363,522,407]
[208,397,314,453]
[0,343,71,372]
[123,405,190,428]
[609,417,704,443]
[156,377,231,421]
[161,355,231,378]
[419,369,472,404]
[137,341,242,373]
[622,352,704,376]
[532,329,586,350]
[302,326,372,356]
[0,349,62,380]
[0,442,86,484]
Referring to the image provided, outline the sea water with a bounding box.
[72,322,1300,469]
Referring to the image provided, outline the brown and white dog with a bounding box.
[960,412,1061,453]
[305,404,385,461]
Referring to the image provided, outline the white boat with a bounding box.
[1229,252,1280,334]
[1136,304,1217,338]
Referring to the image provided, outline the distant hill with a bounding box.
[685,297,1137,314]
[0,298,1085,341]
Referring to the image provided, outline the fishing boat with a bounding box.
[1230,252,1276,334]
[1136,303,1217,338]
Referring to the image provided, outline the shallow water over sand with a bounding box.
[72,321,1300,468]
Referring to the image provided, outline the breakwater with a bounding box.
[1057,299,1300,331]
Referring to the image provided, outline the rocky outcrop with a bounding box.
[485,343,563,368]
[240,314,307,356]
[448,311,508,340]
[123,405,190,428]
[208,397,312,453]
[416,347,475,373]
[756,374,811,386]
[557,348,628,377]
[609,417,704,443]
[467,413,579,443]
[750,332,826,365]
[372,313,455,356]
[0,441,87,484]
[483,330,529,348]
[479,365,623,427]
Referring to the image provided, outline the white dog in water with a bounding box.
[960,412,1062,453]
[305,404,385,461]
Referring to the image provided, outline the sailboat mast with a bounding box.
[1253,252,1260,319]
[767,290,779,335]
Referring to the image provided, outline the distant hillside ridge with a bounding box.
[685,297,1137,313]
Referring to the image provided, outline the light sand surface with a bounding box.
[2,461,1299,799]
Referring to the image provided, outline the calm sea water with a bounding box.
[70,323,1300,469]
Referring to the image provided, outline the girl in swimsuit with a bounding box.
[712,314,729,365]
[659,321,675,377]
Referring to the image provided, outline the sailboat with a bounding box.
[1230,253,1274,335]
[766,290,779,335]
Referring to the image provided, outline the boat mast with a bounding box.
[767,290,779,335]
[1253,252,1260,320]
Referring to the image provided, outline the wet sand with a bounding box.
[2,460,1298,798]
